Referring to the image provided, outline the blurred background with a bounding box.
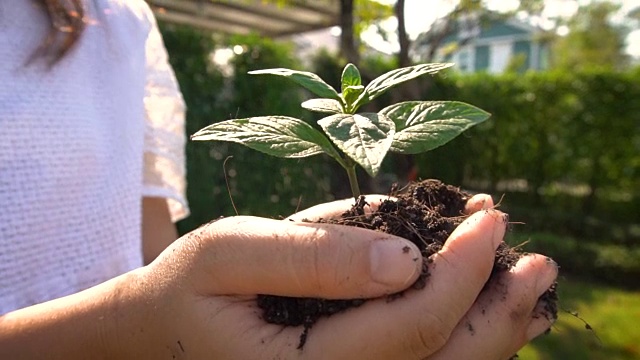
[147,1,639,358]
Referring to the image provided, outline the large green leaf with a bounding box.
[354,63,454,109]
[301,98,343,114]
[380,101,490,154]
[249,68,341,101]
[317,113,395,177]
[191,116,340,159]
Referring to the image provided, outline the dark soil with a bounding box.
[256,179,558,349]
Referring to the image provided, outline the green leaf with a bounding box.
[249,68,341,101]
[317,113,395,177]
[379,101,490,154]
[191,116,340,159]
[354,63,454,109]
[301,98,343,114]
[341,63,362,92]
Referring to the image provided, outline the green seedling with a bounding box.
[191,63,490,198]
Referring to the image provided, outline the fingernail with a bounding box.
[488,211,508,248]
[370,239,421,288]
[479,194,493,209]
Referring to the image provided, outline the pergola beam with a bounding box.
[147,0,340,37]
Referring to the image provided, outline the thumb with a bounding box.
[175,216,422,299]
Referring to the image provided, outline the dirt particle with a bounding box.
[466,321,475,335]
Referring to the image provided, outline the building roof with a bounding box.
[414,14,544,47]
[146,0,340,37]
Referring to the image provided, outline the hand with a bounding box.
[3,197,421,359]
[118,194,555,359]
[288,194,558,359]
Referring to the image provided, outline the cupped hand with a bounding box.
[119,194,555,359]
[290,193,556,360]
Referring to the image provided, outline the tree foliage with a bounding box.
[552,2,630,71]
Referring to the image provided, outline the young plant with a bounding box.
[191,63,490,198]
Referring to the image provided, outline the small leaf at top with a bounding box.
[317,113,395,177]
[354,63,454,109]
[342,85,364,110]
[341,63,362,92]
[249,68,341,101]
[301,98,343,114]
[191,116,340,159]
[379,101,490,154]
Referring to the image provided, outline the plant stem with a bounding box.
[345,163,361,199]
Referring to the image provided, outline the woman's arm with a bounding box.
[141,196,178,265]
[0,271,147,359]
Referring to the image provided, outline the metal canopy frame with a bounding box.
[147,0,340,37]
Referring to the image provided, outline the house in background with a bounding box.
[412,14,551,73]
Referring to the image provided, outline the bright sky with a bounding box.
[363,0,640,57]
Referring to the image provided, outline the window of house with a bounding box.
[457,48,471,72]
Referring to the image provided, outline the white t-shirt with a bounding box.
[0,0,189,314]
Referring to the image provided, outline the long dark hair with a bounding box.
[31,0,86,65]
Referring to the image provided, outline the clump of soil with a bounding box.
[257,179,557,349]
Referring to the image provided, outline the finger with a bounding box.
[302,209,507,359]
[525,259,559,342]
[464,193,494,214]
[424,209,508,331]
[286,194,392,221]
[428,254,559,360]
[525,295,558,341]
[170,216,422,299]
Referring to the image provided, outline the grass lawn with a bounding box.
[517,277,640,359]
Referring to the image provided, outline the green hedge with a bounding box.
[417,71,640,245]
[507,231,640,289]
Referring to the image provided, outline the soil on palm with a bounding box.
[256,179,557,349]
